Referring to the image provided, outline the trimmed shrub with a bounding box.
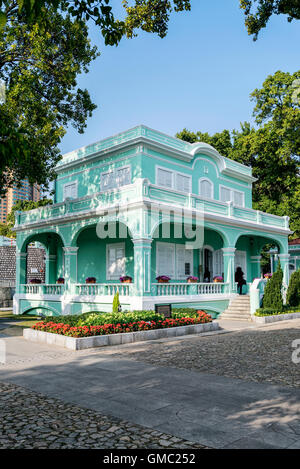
[262,259,283,310]
[287,270,300,307]
[255,306,300,316]
[112,291,120,313]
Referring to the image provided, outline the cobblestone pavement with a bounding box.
[0,382,208,449]
[109,320,300,388]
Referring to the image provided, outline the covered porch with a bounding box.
[14,210,290,317]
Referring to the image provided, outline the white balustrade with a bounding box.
[23,284,64,295]
[153,282,228,296]
[75,283,131,296]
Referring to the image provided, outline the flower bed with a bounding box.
[31,312,212,338]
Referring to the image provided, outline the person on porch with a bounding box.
[235,267,246,295]
[203,268,211,283]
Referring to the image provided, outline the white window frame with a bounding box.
[219,185,245,207]
[106,242,126,280]
[176,244,194,279]
[156,166,174,190]
[63,180,78,200]
[199,178,214,200]
[156,242,175,279]
[235,250,247,280]
[155,166,192,193]
[175,170,192,193]
[101,165,131,191]
[156,242,193,280]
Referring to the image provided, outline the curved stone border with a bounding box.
[23,322,219,350]
[253,312,300,324]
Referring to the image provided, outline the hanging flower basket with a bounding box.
[29,278,42,284]
[213,276,223,283]
[85,277,96,284]
[187,276,199,283]
[56,278,65,284]
[120,276,132,284]
[156,276,171,283]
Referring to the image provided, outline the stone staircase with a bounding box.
[220,295,252,321]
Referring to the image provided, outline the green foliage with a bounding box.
[112,291,120,313]
[5,199,52,237]
[171,307,200,318]
[0,5,98,196]
[287,270,300,307]
[176,128,233,158]
[240,0,300,40]
[255,306,300,316]
[0,1,192,44]
[177,70,300,237]
[262,259,283,309]
[42,310,164,326]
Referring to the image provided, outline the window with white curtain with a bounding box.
[106,243,125,280]
[157,168,173,188]
[176,173,191,193]
[63,181,77,200]
[220,186,245,207]
[101,166,131,191]
[220,186,231,203]
[213,249,224,277]
[176,245,193,279]
[156,242,193,279]
[199,179,213,199]
[156,242,175,278]
[156,167,191,193]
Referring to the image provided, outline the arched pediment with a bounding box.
[189,142,226,172]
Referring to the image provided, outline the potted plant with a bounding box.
[156,275,171,283]
[56,277,65,284]
[187,276,199,283]
[120,276,132,283]
[29,278,42,284]
[264,273,272,279]
[85,277,96,284]
[213,276,223,283]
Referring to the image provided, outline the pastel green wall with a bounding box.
[76,226,134,283]
[56,144,252,208]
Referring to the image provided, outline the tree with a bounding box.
[0,1,192,196]
[286,269,300,307]
[262,259,283,310]
[5,199,53,237]
[240,0,300,39]
[176,70,300,237]
[175,129,233,158]
[0,6,99,196]
[0,1,192,45]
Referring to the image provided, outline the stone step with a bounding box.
[221,312,252,318]
[226,307,250,312]
[220,316,252,322]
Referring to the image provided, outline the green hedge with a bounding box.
[255,306,300,317]
[42,310,164,327]
[40,308,206,326]
[287,270,300,307]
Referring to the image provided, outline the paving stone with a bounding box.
[0,381,207,449]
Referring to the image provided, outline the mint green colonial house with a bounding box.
[13,126,292,318]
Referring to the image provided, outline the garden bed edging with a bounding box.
[253,312,300,324]
[23,321,219,350]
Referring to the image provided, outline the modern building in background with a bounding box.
[0,180,40,223]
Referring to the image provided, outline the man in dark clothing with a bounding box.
[235,267,245,295]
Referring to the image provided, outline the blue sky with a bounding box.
[60,0,300,154]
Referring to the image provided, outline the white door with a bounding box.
[235,251,247,280]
